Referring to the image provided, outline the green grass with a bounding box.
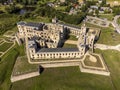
[0,14,19,35]
[81,23,120,45]
[95,49,120,90]
[85,22,120,43]
[0,53,2,56]
[85,22,102,29]
[11,49,120,90]
[55,6,67,11]
[14,44,25,56]
[5,31,14,35]
[97,27,120,45]
[25,16,50,23]
[68,35,78,41]
[0,42,13,52]
[11,66,113,90]
[0,40,4,44]
[0,46,19,90]
[12,56,38,76]
[0,5,5,11]
[63,43,77,48]
[84,55,103,68]
[117,17,120,25]
[99,14,114,21]
[0,43,27,90]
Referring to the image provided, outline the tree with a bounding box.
[5,5,20,13]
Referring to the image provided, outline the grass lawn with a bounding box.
[0,5,5,11]
[117,17,120,25]
[95,49,120,90]
[0,43,27,90]
[85,22,102,29]
[4,27,17,35]
[99,14,114,21]
[63,43,77,48]
[11,49,120,90]
[25,16,50,23]
[11,66,113,90]
[0,46,19,90]
[12,56,38,76]
[97,27,120,45]
[0,40,4,44]
[107,0,120,6]
[84,23,120,45]
[0,53,2,56]
[55,6,67,11]
[83,55,103,68]
[4,31,15,36]
[0,42,13,52]
[86,23,120,45]
[68,35,78,41]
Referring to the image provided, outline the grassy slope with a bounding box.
[11,67,112,90]
[12,56,38,76]
[95,49,120,90]
[0,44,25,90]
[0,47,19,90]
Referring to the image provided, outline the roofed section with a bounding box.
[25,22,44,28]
[17,21,26,25]
[38,48,79,53]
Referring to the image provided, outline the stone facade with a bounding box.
[17,21,100,61]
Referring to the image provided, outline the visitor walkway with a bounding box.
[94,44,120,51]
[112,15,120,34]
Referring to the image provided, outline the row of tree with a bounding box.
[14,0,38,5]
[0,14,18,35]
[0,0,38,5]
[34,5,85,25]
[5,4,21,13]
